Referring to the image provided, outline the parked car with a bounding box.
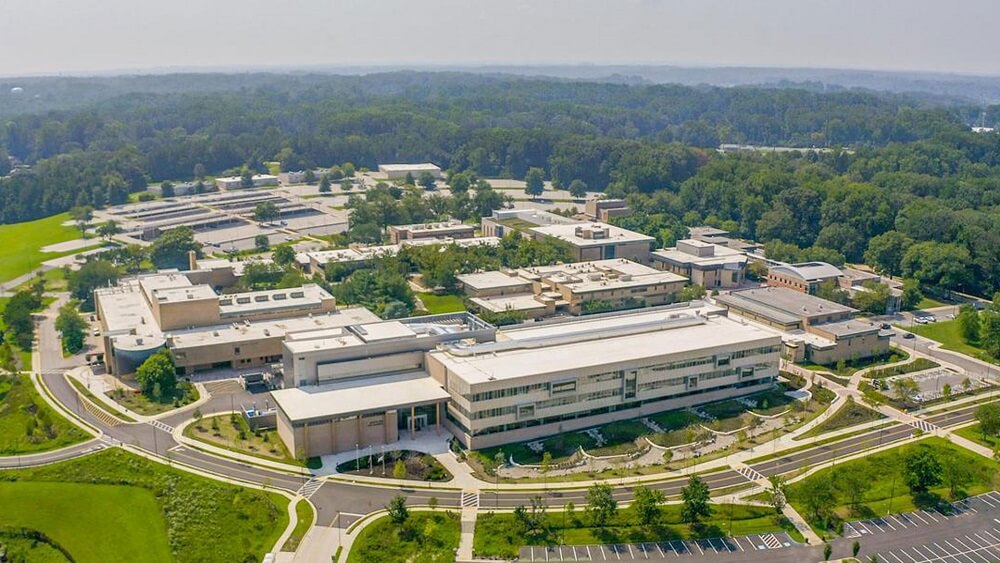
[903,332,916,339]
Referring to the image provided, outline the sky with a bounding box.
[2,0,999,77]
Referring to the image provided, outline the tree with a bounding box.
[272,245,295,266]
[254,201,280,223]
[524,167,545,199]
[393,459,407,479]
[853,540,861,558]
[193,163,206,179]
[836,467,872,510]
[68,259,119,311]
[428,496,438,511]
[864,231,915,277]
[135,349,177,401]
[540,451,552,489]
[900,279,923,310]
[386,494,409,525]
[678,284,706,302]
[800,472,837,525]
[160,181,175,198]
[890,378,920,407]
[767,475,787,515]
[304,169,316,183]
[632,485,665,527]
[900,241,974,292]
[240,168,254,188]
[404,172,415,186]
[149,227,200,269]
[340,179,352,192]
[941,456,971,498]
[957,304,981,343]
[903,447,943,494]
[448,172,470,194]
[585,483,617,529]
[568,179,588,200]
[852,281,892,315]
[69,205,94,237]
[680,474,712,526]
[55,302,87,354]
[97,220,122,240]
[824,543,833,561]
[975,403,1000,438]
[318,175,331,193]
[942,383,952,402]
[342,162,355,177]
[418,172,437,190]
[254,234,270,252]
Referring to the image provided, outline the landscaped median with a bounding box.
[0,448,291,563]
[346,510,460,563]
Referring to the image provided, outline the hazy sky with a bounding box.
[2,0,999,77]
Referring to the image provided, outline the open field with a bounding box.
[0,481,173,563]
[474,503,800,559]
[906,319,999,364]
[1,448,290,562]
[787,437,1000,535]
[0,213,89,284]
[417,293,466,314]
[347,511,460,563]
[953,423,999,450]
[0,373,89,455]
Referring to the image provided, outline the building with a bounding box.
[482,208,654,262]
[458,259,687,318]
[271,302,781,456]
[428,303,781,449]
[271,312,496,457]
[687,226,765,255]
[651,239,748,289]
[214,174,279,191]
[387,220,476,245]
[839,268,904,314]
[377,163,443,180]
[94,271,378,375]
[584,199,632,222]
[767,262,844,294]
[295,237,500,276]
[714,287,891,365]
[149,181,203,197]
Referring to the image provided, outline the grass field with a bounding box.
[0,528,73,562]
[0,373,89,455]
[418,293,467,314]
[915,296,948,310]
[0,481,173,563]
[0,213,87,284]
[474,504,800,559]
[906,319,999,364]
[954,423,999,450]
[797,399,885,439]
[787,437,1000,535]
[1,448,290,562]
[347,511,460,563]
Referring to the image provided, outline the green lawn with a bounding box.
[797,399,884,439]
[906,320,999,365]
[282,499,315,552]
[1,448,290,562]
[474,504,799,559]
[0,213,88,284]
[915,296,948,310]
[185,413,298,466]
[0,373,89,455]
[787,437,1000,536]
[418,293,467,314]
[0,528,71,562]
[347,511,460,563]
[867,357,940,379]
[0,481,173,563]
[954,423,999,450]
[110,382,199,415]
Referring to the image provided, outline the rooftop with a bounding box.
[529,223,655,248]
[272,371,449,423]
[714,287,856,322]
[770,261,844,282]
[390,221,473,233]
[431,303,777,384]
[468,294,554,313]
[377,163,441,171]
[457,270,531,291]
[217,284,332,317]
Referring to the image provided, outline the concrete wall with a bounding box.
[153,297,221,331]
[278,409,400,458]
[807,333,891,365]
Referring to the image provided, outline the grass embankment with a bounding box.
[797,399,885,440]
[953,423,999,450]
[0,213,99,284]
[0,481,173,562]
[787,437,1000,537]
[0,448,290,562]
[906,319,999,364]
[0,373,88,455]
[867,357,939,379]
[417,293,466,314]
[347,511,460,563]
[281,499,315,552]
[474,504,800,559]
[184,413,298,466]
[110,382,199,416]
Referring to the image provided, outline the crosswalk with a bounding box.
[149,419,174,433]
[296,478,324,499]
[909,418,938,433]
[461,491,480,509]
[82,396,123,427]
[735,464,766,483]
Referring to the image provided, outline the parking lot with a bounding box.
[518,531,795,561]
[868,527,1000,562]
[844,491,1000,539]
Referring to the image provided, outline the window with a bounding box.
[550,379,577,395]
[234,347,241,355]
[516,404,535,420]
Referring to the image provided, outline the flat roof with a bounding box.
[217,284,331,317]
[652,245,748,268]
[457,270,532,291]
[353,321,417,343]
[530,222,654,247]
[168,307,379,350]
[377,163,441,171]
[715,287,856,322]
[770,262,843,282]
[469,294,551,313]
[390,221,473,233]
[151,284,218,304]
[810,318,882,338]
[272,371,449,423]
[432,304,777,384]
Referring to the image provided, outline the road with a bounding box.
[891,328,1000,382]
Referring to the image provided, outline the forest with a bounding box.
[1,72,1000,296]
